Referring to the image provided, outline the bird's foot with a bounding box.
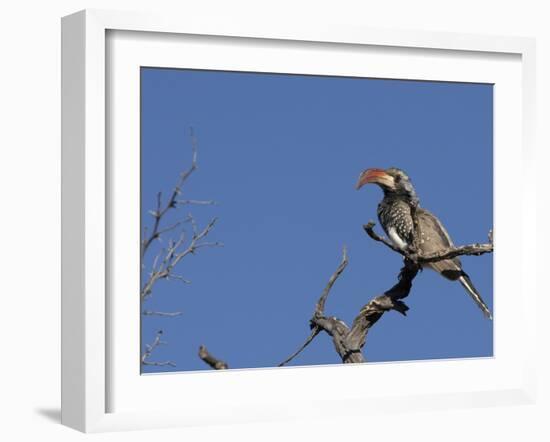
[404,248,420,264]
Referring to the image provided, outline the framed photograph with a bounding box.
[61,9,537,433]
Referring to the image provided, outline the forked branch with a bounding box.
[279,248,419,366]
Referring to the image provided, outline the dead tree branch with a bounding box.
[198,345,228,370]
[279,247,358,365]
[177,199,217,206]
[141,216,222,300]
[343,260,419,357]
[280,221,493,366]
[363,221,493,263]
[140,132,221,368]
[279,247,418,366]
[141,330,177,368]
[143,310,183,317]
[277,327,321,367]
[141,132,201,259]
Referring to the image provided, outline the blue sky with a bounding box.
[140,68,493,373]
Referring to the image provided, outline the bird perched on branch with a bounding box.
[356,167,492,319]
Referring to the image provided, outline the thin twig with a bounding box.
[316,247,349,314]
[278,326,321,367]
[142,360,177,368]
[141,134,200,259]
[141,217,222,300]
[177,199,217,206]
[167,274,192,284]
[143,310,183,317]
[141,330,176,368]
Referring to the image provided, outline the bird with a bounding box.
[356,167,492,319]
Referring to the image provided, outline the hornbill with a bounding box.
[356,167,492,319]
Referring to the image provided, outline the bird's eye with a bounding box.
[394,174,401,183]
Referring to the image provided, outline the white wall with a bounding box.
[0,0,547,440]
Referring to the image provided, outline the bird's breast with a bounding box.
[387,227,409,250]
[377,199,414,247]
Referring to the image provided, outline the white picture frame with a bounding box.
[61,9,537,433]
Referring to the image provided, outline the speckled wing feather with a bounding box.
[416,208,462,278]
[416,208,492,319]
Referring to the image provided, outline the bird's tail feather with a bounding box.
[458,274,493,319]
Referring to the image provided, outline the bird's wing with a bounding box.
[416,207,455,248]
[416,207,462,278]
[416,209,492,319]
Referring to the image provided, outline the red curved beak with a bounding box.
[356,168,394,190]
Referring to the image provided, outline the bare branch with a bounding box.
[142,360,177,368]
[280,247,420,366]
[363,222,493,263]
[414,243,493,262]
[141,217,222,300]
[143,310,183,317]
[363,221,403,254]
[141,132,223,370]
[141,133,200,258]
[166,274,192,284]
[278,326,321,367]
[343,260,419,356]
[188,213,199,237]
[179,128,199,185]
[177,199,217,206]
[155,221,183,238]
[198,345,228,370]
[279,247,356,366]
[141,330,176,368]
[316,246,349,314]
[141,192,165,257]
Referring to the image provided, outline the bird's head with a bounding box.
[356,167,418,201]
